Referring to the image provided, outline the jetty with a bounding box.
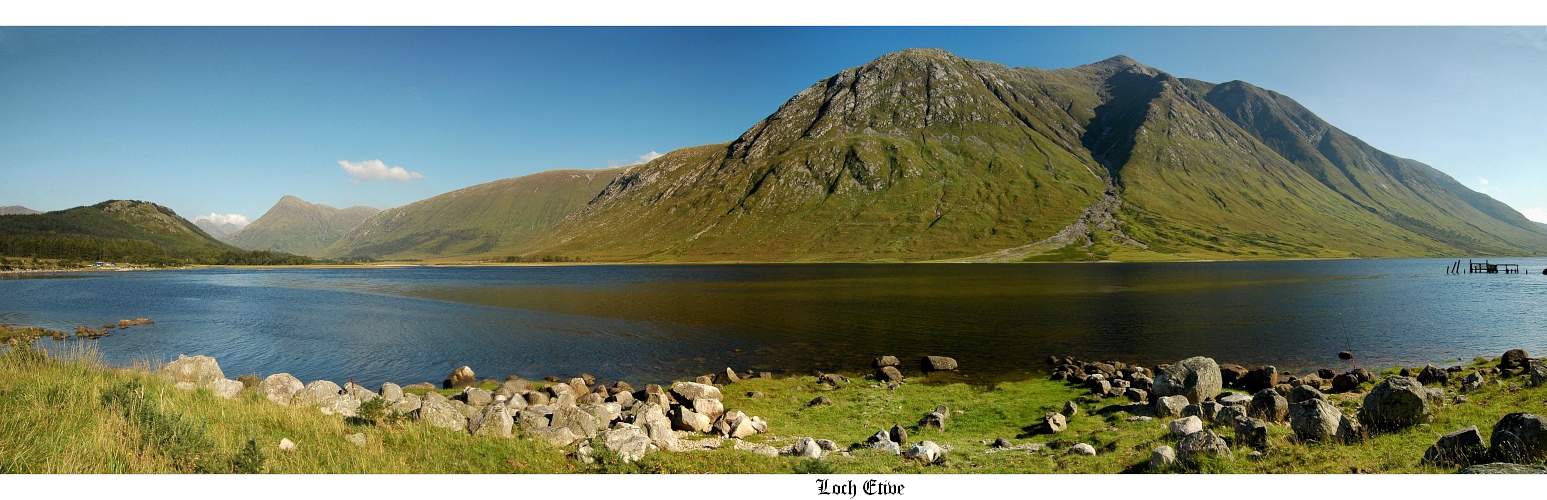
[1448,259,1521,275]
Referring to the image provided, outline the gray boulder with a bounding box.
[415,392,467,432]
[1218,393,1252,406]
[1417,364,1449,385]
[791,437,824,459]
[392,393,422,414]
[160,354,225,388]
[1061,400,1079,418]
[526,426,579,447]
[259,373,304,406]
[1242,365,1278,393]
[671,406,712,433]
[1150,446,1177,470]
[517,407,551,430]
[1249,389,1289,423]
[1233,417,1269,449]
[1153,356,1222,404]
[919,411,947,431]
[1456,462,1547,474]
[873,355,901,368]
[1423,426,1485,467]
[1337,415,1365,444]
[1045,412,1067,433]
[599,425,653,463]
[1068,443,1097,456]
[1499,349,1529,370]
[342,382,376,402]
[1359,376,1432,431]
[1287,385,1326,404]
[1330,373,1360,393]
[1462,371,1485,392]
[1170,416,1203,437]
[461,387,494,407]
[920,356,958,372]
[444,365,475,389]
[1154,395,1189,418]
[1289,398,1343,444]
[1216,405,1249,429]
[207,378,244,400]
[890,424,908,446]
[551,404,600,439]
[1489,413,1547,464]
[669,381,722,402]
[469,403,513,438]
[379,382,403,403]
[877,366,904,383]
[631,402,678,451]
[450,400,479,419]
[905,441,945,463]
[1177,429,1233,464]
[690,397,726,421]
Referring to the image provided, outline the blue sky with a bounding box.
[2,26,1546,225]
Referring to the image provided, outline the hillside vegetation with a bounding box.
[0,200,311,266]
[227,196,380,258]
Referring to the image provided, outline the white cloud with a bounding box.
[1477,177,1490,193]
[1479,177,1490,185]
[608,151,665,168]
[194,213,249,228]
[338,159,425,183]
[1522,207,1547,223]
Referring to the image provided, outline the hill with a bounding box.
[193,219,243,241]
[227,196,380,258]
[504,50,1547,262]
[323,168,624,261]
[0,206,41,216]
[0,200,312,266]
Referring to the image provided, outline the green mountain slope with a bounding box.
[227,196,380,257]
[0,200,308,265]
[323,168,624,260]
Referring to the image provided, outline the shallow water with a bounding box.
[2,258,1545,387]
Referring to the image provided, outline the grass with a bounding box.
[2,340,1545,473]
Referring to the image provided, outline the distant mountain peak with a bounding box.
[0,205,41,215]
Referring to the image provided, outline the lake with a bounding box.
[2,258,1545,387]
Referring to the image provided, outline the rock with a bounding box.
[791,436,824,459]
[1061,400,1079,418]
[291,380,341,405]
[469,403,513,438]
[259,373,304,406]
[631,402,677,451]
[1153,356,1222,405]
[1045,412,1068,434]
[517,407,552,429]
[1351,368,1372,383]
[444,366,475,389]
[690,397,726,420]
[608,390,635,406]
[1359,376,1433,431]
[1489,413,1547,463]
[160,354,226,388]
[415,393,468,432]
[919,412,947,431]
[873,356,901,368]
[1170,416,1203,437]
[546,382,575,399]
[402,382,435,391]
[599,425,652,463]
[1243,366,1278,393]
[551,404,600,439]
[877,366,905,383]
[670,381,722,402]
[1458,462,1547,474]
[867,429,900,454]
[1155,395,1189,418]
[1287,385,1326,404]
[379,382,403,403]
[1500,349,1530,370]
[671,406,712,433]
[920,356,959,372]
[207,378,244,400]
[1218,393,1252,406]
[808,396,833,407]
[1316,368,1337,379]
[905,441,945,463]
[1216,405,1249,429]
[1088,379,1112,397]
[1234,418,1269,449]
[344,433,366,447]
[392,393,422,414]
[732,439,780,458]
[450,400,479,419]
[1417,364,1449,385]
[1330,373,1360,393]
[715,367,741,385]
[1150,446,1177,470]
[342,382,376,402]
[1124,388,1147,403]
[1177,429,1233,464]
[992,437,1013,449]
[1068,443,1097,456]
[890,424,908,446]
[1249,389,1289,423]
[461,387,493,407]
[1336,415,1365,444]
[1289,398,1343,444]
[818,373,850,386]
[278,438,296,452]
[525,391,550,406]
[1423,426,1485,467]
[527,426,579,447]
[1532,365,1547,388]
[1462,371,1485,393]
[1218,363,1249,388]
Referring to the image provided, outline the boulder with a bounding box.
[669,381,722,402]
[1150,446,1177,470]
[1233,417,1269,449]
[291,380,342,406]
[691,398,726,420]
[631,402,677,451]
[808,396,834,407]
[920,356,959,372]
[904,441,945,463]
[1289,398,1343,444]
[1358,376,1433,431]
[1489,413,1547,464]
[1457,463,1547,474]
[1153,356,1222,404]
[867,429,900,454]
[1462,372,1485,393]
[1317,368,1337,380]
[342,382,376,402]
[1417,364,1449,385]
[1177,429,1233,464]
[671,407,712,433]
[1500,349,1530,370]
[526,426,579,447]
[1248,389,1289,423]
[392,393,422,414]
[1061,400,1079,418]
[450,400,479,419]
[461,387,494,407]
[1170,416,1203,437]
[819,373,849,386]
[444,366,475,389]
[415,393,467,432]
[877,366,904,383]
[1216,405,1249,429]
[1218,393,1252,406]
[607,390,635,406]
[1242,366,1278,393]
[517,407,552,429]
[1068,443,1097,456]
[873,356,901,368]
[1532,364,1547,388]
[791,436,824,459]
[207,378,244,400]
[551,404,600,439]
[1287,385,1326,404]
[1336,415,1365,444]
[1351,368,1372,383]
[1423,426,1485,467]
[714,367,741,385]
[379,382,403,403]
[1155,395,1189,418]
[919,412,947,431]
[1045,412,1068,434]
[160,354,225,387]
[1218,363,1249,388]
[469,403,513,438]
[546,383,575,399]
[599,425,652,463]
[1330,373,1360,393]
[1088,379,1111,397]
[1125,388,1148,403]
[402,382,435,391]
[890,424,908,446]
[525,391,551,406]
[259,373,304,406]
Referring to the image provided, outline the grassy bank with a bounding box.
[2,341,1545,473]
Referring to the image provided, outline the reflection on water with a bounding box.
[2,259,1545,386]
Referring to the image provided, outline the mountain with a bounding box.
[0,200,234,263]
[0,206,41,215]
[227,196,380,257]
[193,219,243,241]
[324,168,624,260]
[494,49,1546,262]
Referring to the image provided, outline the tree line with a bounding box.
[0,234,313,266]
